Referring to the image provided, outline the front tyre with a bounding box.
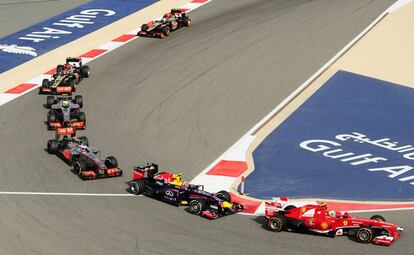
[104,156,118,168]
[216,190,231,202]
[189,199,206,215]
[356,227,373,244]
[42,79,49,88]
[73,159,87,177]
[46,96,55,108]
[370,215,386,222]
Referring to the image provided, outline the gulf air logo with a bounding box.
[0,44,37,57]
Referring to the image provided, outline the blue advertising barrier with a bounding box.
[244,70,414,201]
[0,0,158,74]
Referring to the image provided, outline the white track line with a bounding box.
[0,191,136,197]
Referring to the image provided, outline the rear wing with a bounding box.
[66,57,82,67]
[133,163,158,180]
[56,127,76,138]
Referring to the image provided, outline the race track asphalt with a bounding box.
[1,0,410,254]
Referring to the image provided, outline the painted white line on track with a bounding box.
[0,191,137,197]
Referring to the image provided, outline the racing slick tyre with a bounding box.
[47,111,57,122]
[47,139,59,154]
[182,17,191,27]
[80,66,90,78]
[162,26,170,37]
[267,215,285,232]
[42,79,49,88]
[56,64,64,73]
[73,159,87,177]
[370,215,386,222]
[216,190,231,202]
[104,156,118,168]
[129,180,146,195]
[141,24,148,32]
[74,95,83,107]
[189,199,206,215]
[46,96,55,108]
[78,136,89,146]
[78,112,86,122]
[356,227,374,244]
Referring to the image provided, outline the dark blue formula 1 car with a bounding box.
[128,163,244,219]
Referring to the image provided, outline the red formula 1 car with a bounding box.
[265,201,403,246]
[137,9,191,38]
[46,95,85,130]
[46,127,122,180]
[40,57,90,95]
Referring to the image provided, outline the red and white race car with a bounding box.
[265,201,403,246]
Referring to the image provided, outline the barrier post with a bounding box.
[240,176,245,195]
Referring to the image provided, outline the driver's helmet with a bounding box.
[320,202,327,207]
[170,173,183,186]
[328,210,336,217]
[80,144,87,152]
[63,64,71,72]
[61,100,69,108]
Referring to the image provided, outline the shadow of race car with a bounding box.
[128,163,243,219]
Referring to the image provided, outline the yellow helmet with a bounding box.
[170,173,183,186]
[62,100,69,108]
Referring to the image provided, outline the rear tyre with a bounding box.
[47,139,58,154]
[105,156,118,168]
[78,136,89,146]
[56,65,64,73]
[80,66,90,78]
[216,190,231,202]
[73,159,87,177]
[267,215,285,232]
[42,79,49,88]
[370,215,386,222]
[46,96,55,108]
[189,199,206,215]
[74,95,83,107]
[356,227,373,244]
[129,180,146,195]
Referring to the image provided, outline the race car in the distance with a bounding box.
[137,9,191,38]
[265,201,403,246]
[128,163,243,219]
[46,95,85,130]
[40,57,90,95]
[47,127,122,180]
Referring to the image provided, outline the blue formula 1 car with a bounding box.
[128,163,244,219]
